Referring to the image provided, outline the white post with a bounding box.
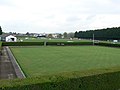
[44,41,47,46]
[93,33,94,46]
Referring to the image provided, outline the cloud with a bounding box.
[0,0,120,33]
[75,14,120,31]
[0,0,13,6]
[66,17,81,22]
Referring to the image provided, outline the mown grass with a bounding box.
[11,46,120,77]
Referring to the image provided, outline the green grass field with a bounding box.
[11,46,120,77]
[17,37,92,42]
[17,36,120,44]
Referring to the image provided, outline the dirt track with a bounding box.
[0,47,17,79]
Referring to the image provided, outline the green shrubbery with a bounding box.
[0,69,120,90]
[2,41,120,47]
[46,42,93,46]
[2,42,93,46]
[2,42,44,46]
[95,42,120,47]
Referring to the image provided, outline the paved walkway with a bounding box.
[6,47,26,78]
[0,47,17,79]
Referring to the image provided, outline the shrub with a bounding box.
[0,70,120,90]
[95,42,120,47]
[2,42,44,46]
[46,42,93,46]
[2,42,93,46]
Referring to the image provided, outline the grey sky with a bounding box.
[0,0,120,33]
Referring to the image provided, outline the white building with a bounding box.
[0,34,17,42]
[52,34,58,38]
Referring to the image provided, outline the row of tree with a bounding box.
[25,32,75,39]
[47,32,75,39]
[74,27,120,40]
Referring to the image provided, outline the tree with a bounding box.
[74,31,78,38]
[26,32,30,36]
[67,32,74,38]
[75,27,120,40]
[0,26,2,35]
[63,32,67,38]
[48,34,53,38]
[57,34,62,38]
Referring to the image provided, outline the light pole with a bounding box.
[44,40,47,46]
[93,33,94,46]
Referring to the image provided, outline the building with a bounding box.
[0,34,17,42]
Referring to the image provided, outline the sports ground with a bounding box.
[11,46,120,77]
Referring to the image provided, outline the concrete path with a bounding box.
[0,47,17,79]
[6,47,26,78]
[0,46,25,79]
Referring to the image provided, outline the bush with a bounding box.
[2,41,120,47]
[2,42,93,46]
[2,42,44,46]
[0,70,120,90]
[46,42,93,46]
[95,42,120,47]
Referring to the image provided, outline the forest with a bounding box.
[74,27,120,40]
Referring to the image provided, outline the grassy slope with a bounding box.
[11,46,120,77]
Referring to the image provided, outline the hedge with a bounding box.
[2,42,44,46]
[2,42,120,48]
[46,42,93,46]
[2,42,93,46]
[0,67,120,90]
[95,42,120,47]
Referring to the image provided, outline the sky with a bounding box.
[0,0,120,33]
